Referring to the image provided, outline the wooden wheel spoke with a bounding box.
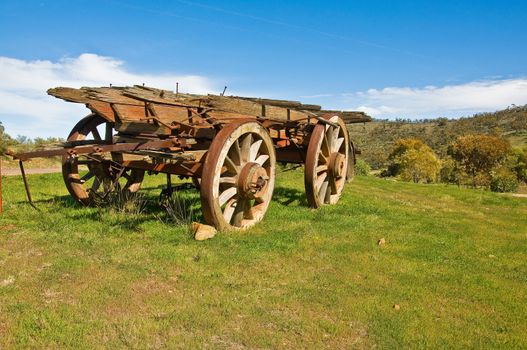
[329,174,338,194]
[244,200,255,220]
[105,123,113,141]
[80,170,95,183]
[319,152,328,165]
[223,156,239,174]
[315,171,327,192]
[334,137,344,153]
[322,132,331,156]
[255,154,269,166]
[249,139,263,162]
[223,199,237,224]
[219,176,237,185]
[219,187,237,207]
[316,164,328,173]
[91,127,102,141]
[240,133,253,163]
[91,177,102,192]
[229,139,242,165]
[319,180,329,200]
[231,198,249,227]
[324,181,331,203]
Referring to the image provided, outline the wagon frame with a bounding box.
[6,85,371,230]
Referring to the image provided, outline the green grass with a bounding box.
[0,170,526,349]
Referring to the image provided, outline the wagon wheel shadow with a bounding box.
[21,183,305,232]
[272,186,308,207]
[24,188,201,233]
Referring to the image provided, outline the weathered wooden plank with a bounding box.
[122,86,202,107]
[317,110,372,123]
[86,101,115,122]
[84,87,146,106]
[115,120,172,135]
[47,87,92,103]
[236,97,321,111]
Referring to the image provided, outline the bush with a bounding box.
[439,157,457,183]
[511,147,527,183]
[448,134,511,187]
[384,138,441,183]
[355,159,371,176]
[490,170,519,193]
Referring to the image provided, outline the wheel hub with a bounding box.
[329,152,346,179]
[238,162,269,199]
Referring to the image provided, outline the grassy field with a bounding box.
[0,170,526,349]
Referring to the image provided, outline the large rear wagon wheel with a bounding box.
[200,121,276,231]
[305,116,349,208]
[62,114,145,205]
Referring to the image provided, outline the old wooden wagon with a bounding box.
[8,86,370,230]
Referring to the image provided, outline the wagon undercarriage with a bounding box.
[7,85,371,230]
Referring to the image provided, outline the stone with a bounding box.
[393,304,401,310]
[378,238,386,246]
[193,222,217,241]
[0,276,15,287]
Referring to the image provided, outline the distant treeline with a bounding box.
[0,121,64,157]
[349,105,527,192]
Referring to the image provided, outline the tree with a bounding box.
[448,134,511,187]
[0,121,15,156]
[384,138,441,183]
[510,147,527,183]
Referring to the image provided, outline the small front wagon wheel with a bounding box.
[62,114,144,205]
[305,116,349,208]
[200,121,276,230]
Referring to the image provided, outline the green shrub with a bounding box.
[490,170,519,193]
[355,159,371,176]
[511,147,527,183]
[439,157,457,183]
[384,138,441,183]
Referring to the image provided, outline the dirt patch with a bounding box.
[501,193,527,198]
[1,167,61,176]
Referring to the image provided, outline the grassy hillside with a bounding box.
[1,170,526,348]
[350,105,527,168]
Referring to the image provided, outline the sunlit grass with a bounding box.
[0,170,526,348]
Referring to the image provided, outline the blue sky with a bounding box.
[1,0,527,137]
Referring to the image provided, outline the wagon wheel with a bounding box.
[200,121,276,230]
[305,115,349,208]
[62,114,145,205]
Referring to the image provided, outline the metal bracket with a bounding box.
[19,160,39,211]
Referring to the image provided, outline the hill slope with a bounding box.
[349,106,527,168]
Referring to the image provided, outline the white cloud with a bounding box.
[0,53,217,137]
[345,78,527,118]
